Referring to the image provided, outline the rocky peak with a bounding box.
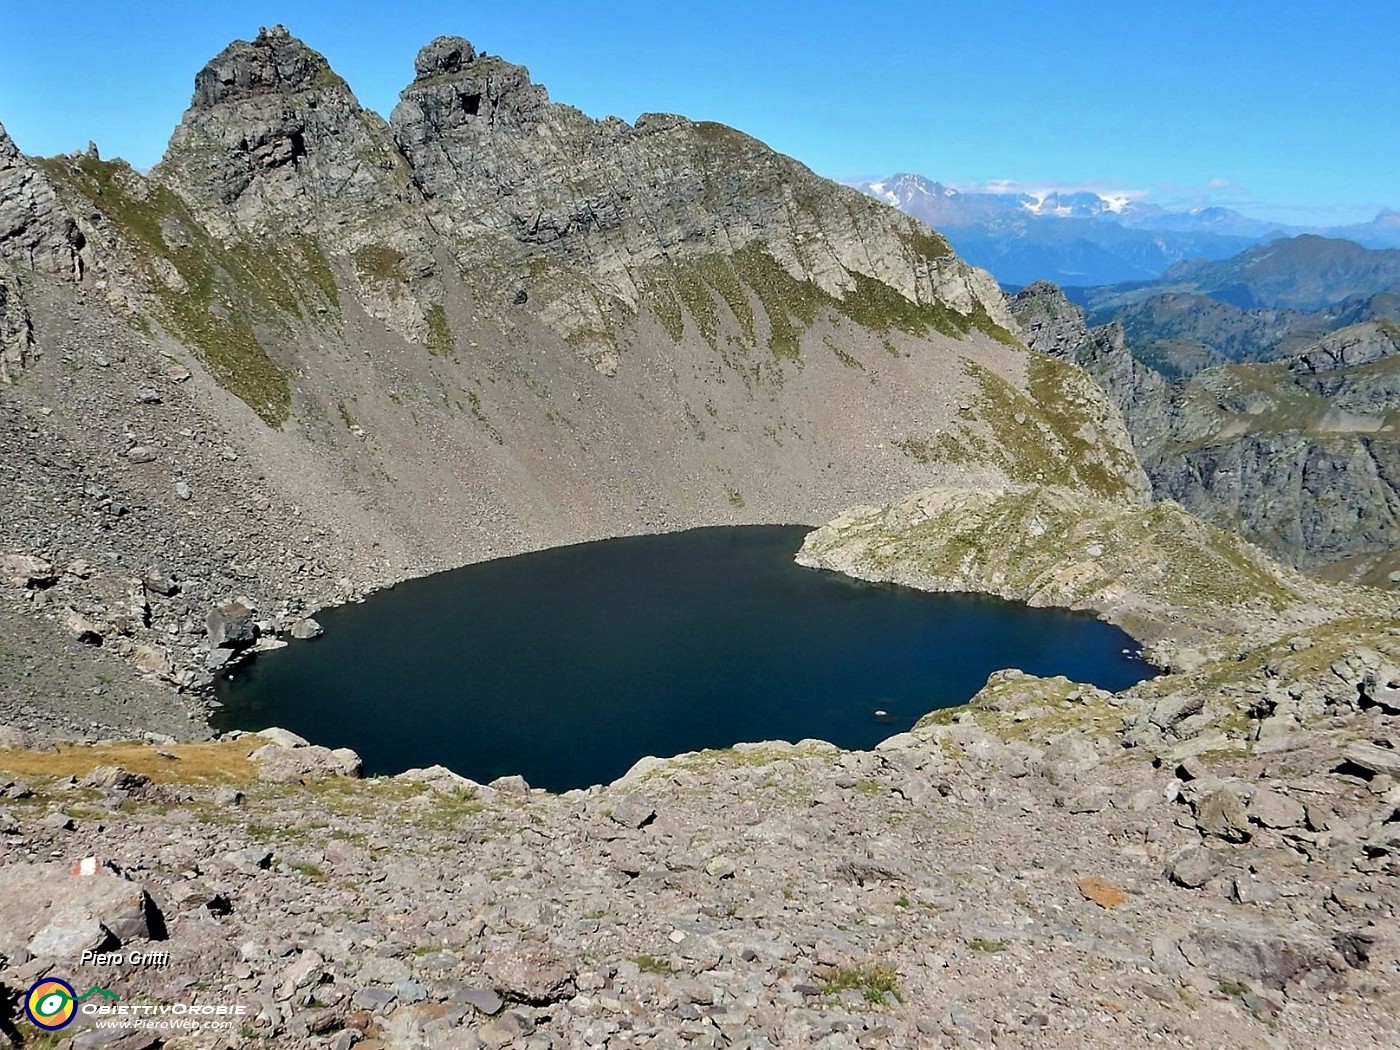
[1011,280,1171,454]
[391,35,1013,339]
[159,26,420,237]
[0,121,86,278]
[149,27,445,349]
[191,24,332,108]
[1008,281,1088,357]
[1290,320,1400,375]
[393,36,548,158]
[413,35,477,78]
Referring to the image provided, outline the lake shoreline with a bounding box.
[211,526,1155,791]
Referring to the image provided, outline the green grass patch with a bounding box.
[967,937,1009,953]
[892,432,990,466]
[634,237,1013,383]
[289,860,326,881]
[633,954,675,975]
[821,964,902,1005]
[731,242,820,361]
[353,244,407,284]
[832,345,864,370]
[465,390,503,444]
[36,156,297,425]
[424,303,454,357]
[896,225,954,263]
[965,357,1142,501]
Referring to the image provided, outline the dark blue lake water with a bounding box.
[212,526,1153,791]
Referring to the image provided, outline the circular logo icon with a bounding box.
[25,978,77,1030]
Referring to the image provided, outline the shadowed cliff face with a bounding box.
[1011,282,1400,584]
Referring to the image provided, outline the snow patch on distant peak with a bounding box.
[858,174,958,206]
[866,182,899,205]
[1021,195,1077,217]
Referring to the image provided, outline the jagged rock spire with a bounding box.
[392,35,548,162]
[159,25,419,233]
[413,35,476,78]
[191,24,330,108]
[155,26,442,349]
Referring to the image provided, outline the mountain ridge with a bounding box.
[0,24,1145,701]
[1012,281,1400,585]
[1068,236,1400,378]
[147,28,1019,376]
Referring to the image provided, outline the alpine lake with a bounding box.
[213,526,1155,791]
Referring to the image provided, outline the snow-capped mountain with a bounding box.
[850,173,1278,286]
[854,173,1286,232]
[852,172,1400,288]
[864,175,1134,218]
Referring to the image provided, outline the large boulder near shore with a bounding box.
[249,729,363,783]
[290,617,324,640]
[207,601,257,649]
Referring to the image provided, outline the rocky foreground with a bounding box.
[0,485,1398,1050]
[1,595,1398,1049]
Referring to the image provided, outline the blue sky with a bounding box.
[1,0,1394,225]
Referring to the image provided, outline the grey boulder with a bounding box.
[207,601,257,649]
[0,863,164,961]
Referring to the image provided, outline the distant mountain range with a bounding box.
[1071,235,1400,377]
[1156,235,1400,310]
[851,173,1400,287]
